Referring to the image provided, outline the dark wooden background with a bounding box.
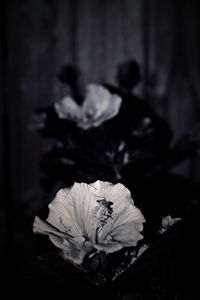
[1,0,200,288]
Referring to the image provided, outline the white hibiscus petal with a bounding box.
[89,180,112,196]
[61,239,92,265]
[49,236,66,249]
[110,223,144,242]
[83,84,110,118]
[99,207,144,241]
[33,216,67,239]
[91,94,122,126]
[112,206,144,228]
[70,182,101,242]
[47,189,82,237]
[54,96,81,121]
[104,183,133,206]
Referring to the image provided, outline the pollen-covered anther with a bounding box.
[92,198,113,227]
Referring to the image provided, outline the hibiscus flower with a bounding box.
[54,84,122,129]
[33,180,145,265]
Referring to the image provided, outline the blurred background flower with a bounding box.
[54,84,122,129]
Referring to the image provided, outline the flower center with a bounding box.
[92,197,113,243]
